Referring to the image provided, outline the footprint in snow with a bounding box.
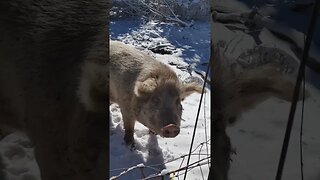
[111,114,122,124]
[110,104,120,112]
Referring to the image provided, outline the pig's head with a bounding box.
[133,73,203,138]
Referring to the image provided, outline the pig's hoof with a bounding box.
[130,143,137,151]
[124,134,136,150]
[123,139,136,151]
[124,136,134,145]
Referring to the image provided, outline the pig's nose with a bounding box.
[161,124,180,138]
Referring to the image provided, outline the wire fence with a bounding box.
[110,139,211,180]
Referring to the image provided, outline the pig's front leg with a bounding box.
[119,105,136,145]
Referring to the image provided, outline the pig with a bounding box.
[0,0,108,180]
[109,40,203,145]
[210,45,306,180]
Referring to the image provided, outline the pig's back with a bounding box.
[109,40,161,103]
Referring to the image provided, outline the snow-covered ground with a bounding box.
[0,133,40,180]
[0,15,212,180]
[109,19,211,179]
[1,1,320,180]
[212,0,320,179]
[228,87,320,180]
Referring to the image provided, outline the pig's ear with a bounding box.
[134,78,157,97]
[181,82,204,99]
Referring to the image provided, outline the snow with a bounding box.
[0,17,211,180]
[0,18,212,179]
[227,86,320,180]
[1,1,320,180]
[109,19,211,179]
[212,0,320,180]
[0,133,40,180]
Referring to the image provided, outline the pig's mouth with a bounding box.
[159,124,180,138]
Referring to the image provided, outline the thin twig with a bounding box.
[141,157,210,180]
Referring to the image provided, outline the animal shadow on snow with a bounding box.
[109,122,166,179]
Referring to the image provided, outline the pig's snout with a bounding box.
[161,124,180,138]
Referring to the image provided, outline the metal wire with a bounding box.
[183,59,211,180]
[275,1,320,179]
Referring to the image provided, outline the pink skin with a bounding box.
[160,124,180,138]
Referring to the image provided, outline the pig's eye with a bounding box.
[152,97,160,104]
